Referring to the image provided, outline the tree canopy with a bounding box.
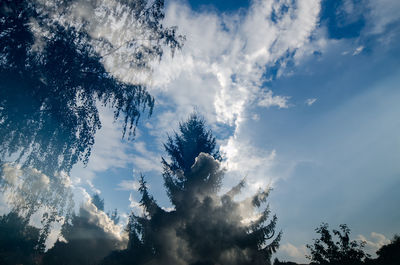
[306,223,369,265]
[371,234,400,265]
[0,0,182,250]
[0,0,183,176]
[0,211,42,265]
[161,113,222,207]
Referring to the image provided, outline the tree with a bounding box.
[0,0,183,176]
[105,114,281,265]
[373,234,400,265]
[0,211,43,265]
[0,163,74,253]
[306,223,369,265]
[0,0,183,249]
[273,258,302,265]
[162,113,222,207]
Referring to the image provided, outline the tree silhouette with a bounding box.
[373,234,400,265]
[0,0,183,176]
[0,211,43,265]
[0,163,74,253]
[306,223,369,265]
[162,113,222,207]
[0,0,183,249]
[105,114,281,265]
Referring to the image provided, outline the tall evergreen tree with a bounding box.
[105,114,281,265]
[162,113,222,207]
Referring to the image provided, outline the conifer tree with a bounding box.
[107,114,281,265]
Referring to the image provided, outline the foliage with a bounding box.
[0,0,182,250]
[0,211,43,265]
[162,113,222,207]
[273,258,302,265]
[372,234,400,265]
[306,223,369,265]
[0,163,74,252]
[0,0,183,176]
[106,114,281,265]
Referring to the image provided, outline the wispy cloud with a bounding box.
[276,243,309,264]
[353,46,364,55]
[116,180,140,191]
[358,232,391,257]
[131,141,162,173]
[306,98,317,106]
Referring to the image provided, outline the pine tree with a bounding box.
[109,114,281,265]
[162,113,222,207]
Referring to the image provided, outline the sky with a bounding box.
[34,0,400,263]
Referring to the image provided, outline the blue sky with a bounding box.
[59,0,400,262]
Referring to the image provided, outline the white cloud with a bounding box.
[86,179,101,194]
[258,90,289,109]
[251,113,260,121]
[358,232,391,257]
[353,45,364,55]
[366,0,400,35]
[116,179,140,191]
[306,98,317,106]
[276,243,309,264]
[80,198,128,244]
[221,134,277,196]
[131,141,162,173]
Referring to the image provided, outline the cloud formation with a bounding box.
[138,0,323,193]
[276,243,308,264]
[152,0,321,122]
